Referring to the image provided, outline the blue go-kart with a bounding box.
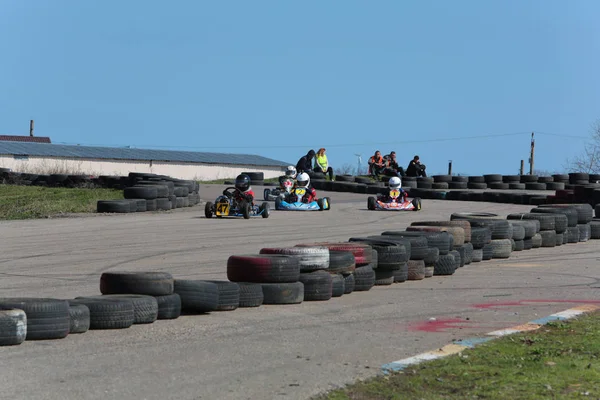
[205,187,270,219]
[274,187,331,211]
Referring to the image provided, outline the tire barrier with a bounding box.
[1,203,599,346]
[97,172,200,213]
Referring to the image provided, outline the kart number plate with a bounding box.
[295,188,306,196]
[390,189,400,198]
[216,203,230,216]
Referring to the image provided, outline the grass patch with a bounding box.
[315,311,600,399]
[0,184,124,220]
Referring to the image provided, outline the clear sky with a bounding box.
[1,1,599,176]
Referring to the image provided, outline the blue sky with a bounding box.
[1,1,599,176]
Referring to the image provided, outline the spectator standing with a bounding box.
[406,155,427,177]
[313,148,334,181]
[296,149,316,174]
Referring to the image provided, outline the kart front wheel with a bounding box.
[204,202,214,218]
[260,202,270,218]
[367,196,376,210]
[263,189,271,202]
[412,197,422,211]
[241,202,251,219]
[274,197,282,210]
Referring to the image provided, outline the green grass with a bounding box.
[315,311,600,400]
[0,184,124,220]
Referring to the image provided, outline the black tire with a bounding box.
[205,280,240,311]
[490,239,512,258]
[299,271,333,301]
[531,233,543,248]
[482,243,493,260]
[379,233,428,260]
[393,262,409,282]
[331,274,345,297]
[353,265,375,291]
[260,202,270,218]
[237,283,264,307]
[507,213,555,231]
[124,186,158,200]
[367,196,376,210]
[100,271,174,296]
[173,280,219,313]
[449,250,462,270]
[68,304,90,334]
[97,200,131,213]
[434,254,455,275]
[274,197,282,210]
[470,227,492,249]
[241,202,251,219]
[261,282,304,304]
[328,251,356,274]
[155,293,181,319]
[259,246,329,272]
[80,294,158,324]
[205,201,213,218]
[227,254,300,283]
[555,233,564,246]
[68,298,135,330]
[471,248,483,262]
[590,221,600,239]
[463,242,474,264]
[263,189,271,201]
[0,309,27,345]
[453,245,467,267]
[507,220,538,238]
[343,273,355,293]
[424,247,440,265]
[0,298,70,340]
[531,206,578,227]
[412,197,422,211]
[374,269,394,285]
[155,197,171,211]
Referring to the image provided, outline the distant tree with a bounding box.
[335,163,354,175]
[564,120,600,174]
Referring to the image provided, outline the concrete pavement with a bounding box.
[0,185,599,400]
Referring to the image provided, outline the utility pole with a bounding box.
[29,120,34,137]
[529,132,535,175]
[520,160,524,175]
[448,160,452,175]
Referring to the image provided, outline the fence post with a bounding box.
[520,160,524,175]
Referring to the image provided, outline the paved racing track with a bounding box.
[1,184,599,400]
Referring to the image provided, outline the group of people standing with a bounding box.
[368,151,427,179]
[295,148,335,181]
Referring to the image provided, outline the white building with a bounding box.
[0,141,289,181]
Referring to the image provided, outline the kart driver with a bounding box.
[293,172,317,203]
[227,174,255,205]
[279,166,297,186]
[380,176,408,202]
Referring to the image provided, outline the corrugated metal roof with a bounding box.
[0,141,290,167]
[0,135,51,143]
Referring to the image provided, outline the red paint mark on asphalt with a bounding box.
[473,299,600,309]
[407,318,473,333]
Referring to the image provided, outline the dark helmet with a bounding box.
[235,174,251,191]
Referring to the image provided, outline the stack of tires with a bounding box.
[242,171,264,187]
[347,238,409,285]
[295,242,376,292]
[507,211,566,248]
[450,213,513,259]
[537,204,594,243]
[97,172,200,213]
[227,254,302,305]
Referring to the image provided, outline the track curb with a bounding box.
[381,303,600,373]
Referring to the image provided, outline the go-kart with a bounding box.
[205,187,270,219]
[264,177,294,201]
[367,188,421,211]
[274,186,331,211]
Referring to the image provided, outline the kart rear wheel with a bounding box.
[204,202,214,218]
[275,197,282,210]
[324,197,331,210]
[317,198,324,211]
[412,197,422,211]
[241,202,251,219]
[260,202,270,218]
[367,196,376,210]
[263,189,270,202]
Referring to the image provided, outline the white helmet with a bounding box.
[389,176,401,189]
[285,166,297,178]
[296,172,310,188]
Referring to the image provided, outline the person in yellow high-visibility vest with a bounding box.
[313,148,334,181]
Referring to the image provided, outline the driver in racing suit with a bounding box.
[278,166,297,189]
[293,172,317,203]
[378,176,407,202]
[227,174,255,205]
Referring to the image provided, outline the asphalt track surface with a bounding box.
[1,184,599,400]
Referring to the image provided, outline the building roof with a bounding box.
[0,141,290,167]
[0,135,51,143]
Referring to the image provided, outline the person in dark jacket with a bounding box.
[296,149,316,174]
[384,151,405,177]
[406,155,427,177]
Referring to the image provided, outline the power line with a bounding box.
[534,131,588,140]
[54,131,540,150]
